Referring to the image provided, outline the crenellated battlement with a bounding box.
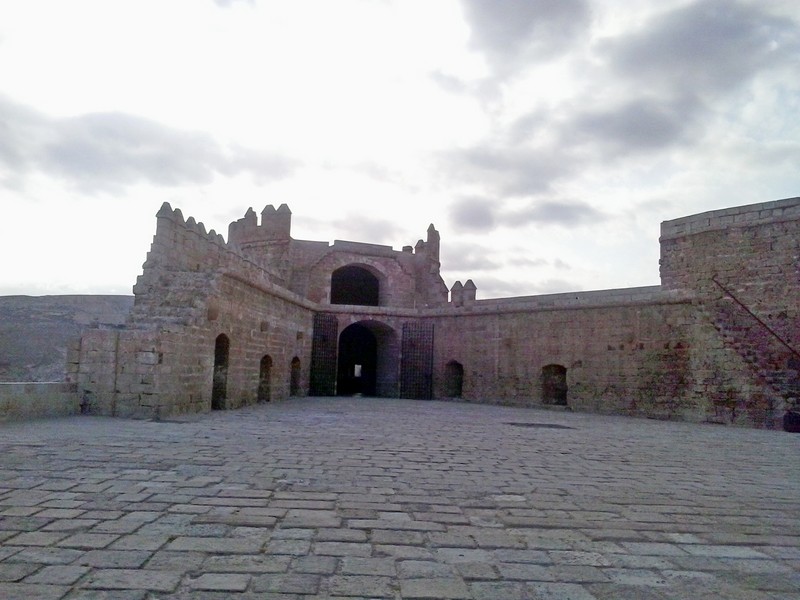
[660,197,800,240]
[131,202,287,329]
[154,201,227,246]
[68,195,800,428]
[228,203,292,249]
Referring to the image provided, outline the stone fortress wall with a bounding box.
[69,197,799,428]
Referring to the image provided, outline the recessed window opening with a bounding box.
[330,265,380,306]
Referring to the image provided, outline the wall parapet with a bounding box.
[0,382,79,423]
[660,197,800,240]
[331,240,396,256]
[464,285,685,313]
[315,286,692,318]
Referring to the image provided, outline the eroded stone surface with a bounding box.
[11,197,790,429]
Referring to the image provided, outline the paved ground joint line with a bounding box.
[1,397,798,598]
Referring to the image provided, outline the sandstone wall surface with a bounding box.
[73,203,316,418]
[0,382,79,422]
[660,197,800,419]
[59,197,800,429]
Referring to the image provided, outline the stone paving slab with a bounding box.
[0,397,798,599]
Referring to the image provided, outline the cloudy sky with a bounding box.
[1,0,798,298]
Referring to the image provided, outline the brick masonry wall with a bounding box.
[66,198,799,428]
[205,274,314,408]
[73,202,318,418]
[72,279,316,418]
[660,197,800,422]
[306,251,419,308]
[660,198,800,323]
[430,292,774,426]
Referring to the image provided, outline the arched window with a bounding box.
[330,265,380,306]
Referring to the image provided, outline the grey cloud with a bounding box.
[349,162,422,194]
[449,196,497,232]
[463,274,582,298]
[507,256,549,268]
[565,95,702,154]
[330,215,403,245]
[460,0,591,70]
[505,199,607,227]
[429,70,472,95]
[0,96,295,193]
[528,278,583,294]
[224,143,298,185]
[507,112,549,146]
[742,140,800,169]
[213,0,254,8]
[506,255,572,270]
[602,0,800,95]
[553,258,571,270]
[443,145,577,197]
[440,242,502,271]
[46,113,224,189]
[448,196,606,233]
[0,97,44,171]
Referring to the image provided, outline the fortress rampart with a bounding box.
[70,197,800,429]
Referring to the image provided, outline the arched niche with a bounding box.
[330,265,381,306]
[212,334,230,410]
[290,356,302,396]
[444,360,464,398]
[258,355,272,402]
[541,364,568,405]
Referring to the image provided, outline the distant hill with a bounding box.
[0,295,134,382]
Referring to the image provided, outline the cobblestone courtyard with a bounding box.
[1,398,798,599]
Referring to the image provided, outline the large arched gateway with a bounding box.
[336,320,399,397]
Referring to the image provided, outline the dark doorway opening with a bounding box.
[541,364,568,405]
[331,265,380,306]
[257,355,272,402]
[444,360,464,398]
[337,323,377,396]
[212,334,230,410]
[290,357,302,396]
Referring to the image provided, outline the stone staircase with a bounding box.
[708,293,800,413]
